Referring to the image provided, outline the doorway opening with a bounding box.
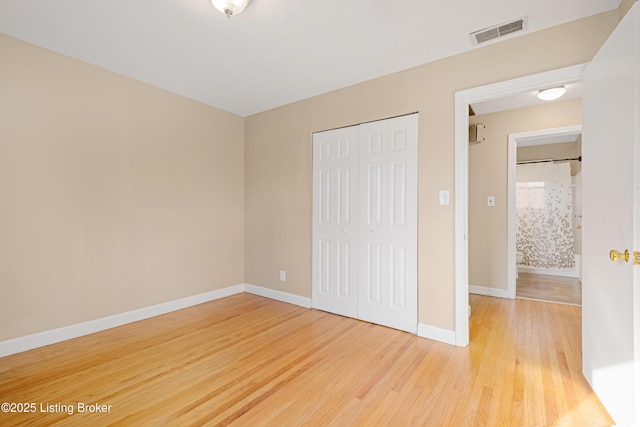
[453,64,587,346]
[508,126,582,306]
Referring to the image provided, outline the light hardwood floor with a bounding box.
[517,272,582,306]
[0,293,611,426]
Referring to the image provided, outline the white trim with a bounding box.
[0,284,314,358]
[0,284,245,358]
[509,125,582,145]
[518,267,578,278]
[417,323,456,346]
[469,285,509,299]
[515,126,583,147]
[244,284,312,308]
[454,91,470,347]
[1,283,460,357]
[507,133,517,299]
[454,64,587,347]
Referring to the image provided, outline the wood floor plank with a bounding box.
[0,293,613,426]
[517,272,582,306]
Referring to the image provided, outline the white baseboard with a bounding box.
[3,284,457,357]
[245,284,457,346]
[469,284,509,299]
[0,284,245,358]
[518,266,578,278]
[518,254,581,279]
[244,284,312,308]
[417,323,456,346]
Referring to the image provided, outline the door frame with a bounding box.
[454,64,587,346]
[506,125,583,298]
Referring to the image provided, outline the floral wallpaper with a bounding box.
[516,162,575,270]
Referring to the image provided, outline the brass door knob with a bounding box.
[610,249,630,262]
[635,251,640,266]
[576,225,582,229]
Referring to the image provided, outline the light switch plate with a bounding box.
[487,196,495,207]
[439,190,450,206]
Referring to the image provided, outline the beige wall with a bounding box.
[620,0,639,19]
[0,35,245,341]
[1,6,628,343]
[468,99,582,290]
[244,12,617,331]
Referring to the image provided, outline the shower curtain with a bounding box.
[516,161,575,270]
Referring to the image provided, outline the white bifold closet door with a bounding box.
[312,114,418,333]
[312,124,360,319]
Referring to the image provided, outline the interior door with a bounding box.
[358,115,418,333]
[312,125,360,318]
[582,3,639,425]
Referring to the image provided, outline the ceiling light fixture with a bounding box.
[211,0,252,18]
[537,86,566,101]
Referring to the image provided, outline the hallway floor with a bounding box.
[516,272,582,306]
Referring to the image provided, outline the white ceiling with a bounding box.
[471,82,583,115]
[0,0,620,117]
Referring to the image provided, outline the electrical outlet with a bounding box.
[279,270,286,281]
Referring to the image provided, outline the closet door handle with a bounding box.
[370,230,377,235]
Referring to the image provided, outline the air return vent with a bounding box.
[470,17,528,46]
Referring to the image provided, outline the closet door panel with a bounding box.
[312,127,359,318]
[318,239,331,294]
[358,115,418,333]
[390,244,407,309]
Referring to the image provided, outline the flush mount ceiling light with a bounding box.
[537,86,567,101]
[211,0,252,18]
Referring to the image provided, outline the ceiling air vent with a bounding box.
[470,17,528,46]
